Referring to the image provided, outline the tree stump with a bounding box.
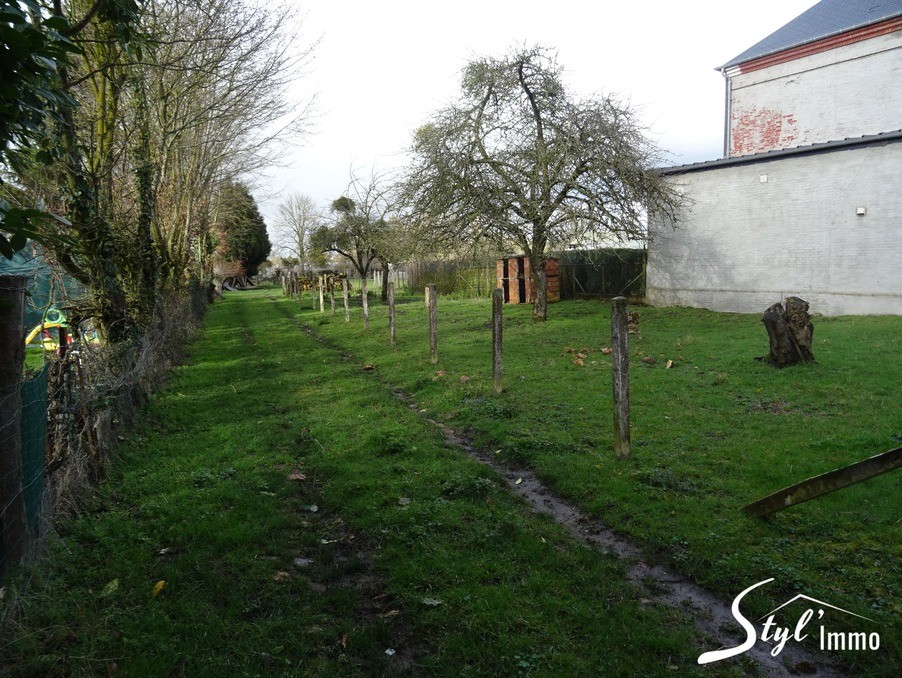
[761,296,815,368]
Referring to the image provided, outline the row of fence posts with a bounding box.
[277,269,633,458]
[285,274,632,460]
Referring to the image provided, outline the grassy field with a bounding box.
[304,287,900,675]
[1,290,759,676]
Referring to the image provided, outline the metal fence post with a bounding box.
[0,276,29,573]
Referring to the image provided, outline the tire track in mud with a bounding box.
[269,297,844,677]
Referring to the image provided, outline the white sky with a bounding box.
[256,0,817,228]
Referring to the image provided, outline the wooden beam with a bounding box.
[744,447,902,517]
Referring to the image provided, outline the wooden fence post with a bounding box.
[342,278,350,323]
[0,275,29,573]
[319,275,325,313]
[425,284,431,309]
[329,278,335,318]
[428,284,438,364]
[361,276,370,330]
[388,282,396,346]
[611,296,630,459]
[492,287,503,394]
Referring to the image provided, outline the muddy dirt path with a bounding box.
[293,316,844,677]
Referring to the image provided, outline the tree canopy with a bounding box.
[215,182,271,278]
[404,45,680,320]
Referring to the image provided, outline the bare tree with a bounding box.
[310,171,397,328]
[273,193,320,272]
[404,45,680,320]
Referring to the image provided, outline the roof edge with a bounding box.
[657,130,902,175]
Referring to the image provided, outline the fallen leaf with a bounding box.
[151,580,167,598]
[398,497,411,506]
[287,471,307,481]
[293,557,312,568]
[158,547,176,557]
[515,477,523,485]
[382,609,400,618]
[302,504,319,513]
[665,360,674,369]
[575,352,588,359]
[273,571,291,583]
[100,578,120,598]
[601,347,612,355]
[421,597,442,606]
[385,648,396,656]
[338,633,348,648]
[572,358,584,366]
[435,370,446,376]
[459,375,470,383]
[362,364,374,371]
[641,356,656,364]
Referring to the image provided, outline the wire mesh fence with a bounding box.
[1,276,209,580]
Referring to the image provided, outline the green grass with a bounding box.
[23,348,46,372]
[304,289,901,676]
[1,290,751,676]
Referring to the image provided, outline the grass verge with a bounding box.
[2,289,747,675]
[303,287,901,676]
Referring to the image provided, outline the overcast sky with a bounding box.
[256,0,817,228]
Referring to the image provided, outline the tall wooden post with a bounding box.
[342,278,350,323]
[611,296,630,459]
[0,276,29,572]
[318,275,325,313]
[492,288,503,394]
[425,284,431,309]
[329,278,336,318]
[361,276,370,330]
[428,284,438,364]
[388,282,396,346]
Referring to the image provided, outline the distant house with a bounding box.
[647,0,902,316]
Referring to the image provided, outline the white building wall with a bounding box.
[728,31,902,156]
[647,142,902,316]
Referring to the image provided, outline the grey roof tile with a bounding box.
[721,0,902,70]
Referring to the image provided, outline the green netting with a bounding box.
[20,363,48,535]
[558,248,646,299]
[0,246,82,329]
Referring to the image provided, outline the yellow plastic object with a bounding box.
[24,322,64,351]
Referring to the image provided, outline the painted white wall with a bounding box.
[647,142,902,316]
[728,31,902,156]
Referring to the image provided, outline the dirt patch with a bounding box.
[293,317,845,676]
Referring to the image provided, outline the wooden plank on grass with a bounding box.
[744,447,902,517]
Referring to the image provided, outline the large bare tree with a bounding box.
[273,193,321,271]
[404,46,680,320]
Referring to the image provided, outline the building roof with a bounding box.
[720,0,902,70]
[658,130,902,175]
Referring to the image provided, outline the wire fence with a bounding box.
[1,276,209,581]
[401,249,647,300]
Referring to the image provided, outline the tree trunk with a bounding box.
[381,264,389,302]
[361,276,370,330]
[531,256,548,321]
[762,296,815,368]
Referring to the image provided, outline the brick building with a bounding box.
[647,0,902,316]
